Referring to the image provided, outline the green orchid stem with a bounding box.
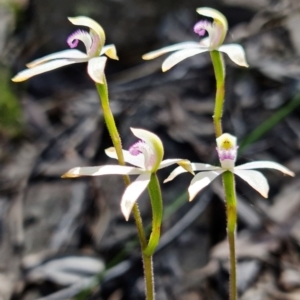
[95,78,154,300]
[211,50,237,299]
[222,171,237,300]
[210,50,225,138]
[144,173,163,256]
[95,78,125,165]
[143,255,155,300]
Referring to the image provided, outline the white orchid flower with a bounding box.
[142,7,248,71]
[164,133,294,201]
[12,16,118,84]
[62,128,192,220]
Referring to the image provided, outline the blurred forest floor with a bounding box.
[1,0,300,299]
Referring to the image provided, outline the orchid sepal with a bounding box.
[142,42,200,60]
[12,59,84,82]
[233,169,269,198]
[162,48,208,72]
[196,7,228,48]
[105,147,145,168]
[188,170,225,201]
[26,49,88,68]
[121,172,151,221]
[100,44,119,60]
[87,56,107,84]
[218,44,249,67]
[235,161,294,176]
[61,165,143,178]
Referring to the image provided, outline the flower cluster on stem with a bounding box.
[165,133,294,200]
[142,7,248,71]
[63,128,192,219]
[12,16,118,83]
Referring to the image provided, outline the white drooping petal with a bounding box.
[218,44,249,67]
[105,147,145,169]
[235,161,295,177]
[87,56,107,83]
[121,172,151,220]
[26,50,88,68]
[142,42,200,60]
[192,163,222,171]
[199,37,211,48]
[160,159,194,175]
[162,48,208,72]
[158,159,187,170]
[164,166,189,183]
[100,44,119,60]
[188,170,225,201]
[233,169,269,198]
[62,165,143,178]
[11,59,84,82]
[164,163,221,183]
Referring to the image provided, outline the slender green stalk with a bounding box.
[210,51,238,300]
[144,174,163,256]
[95,77,154,300]
[222,171,237,300]
[95,77,127,167]
[143,255,155,300]
[210,50,225,138]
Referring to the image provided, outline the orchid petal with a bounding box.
[130,128,164,172]
[87,56,107,84]
[68,16,106,48]
[162,48,208,72]
[233,169,269,198]
[196,7,228,32]
[121,172,151,220]
[159,159,194,175]
[62,165,143,178]
[159,159,188,169]
[105,147,145,169]
[189,170,224,201]
[26,50,88,68]
[164,163,221,183]
[199,37,210,47]
[100,44,119,60]
[164,166,190,183]
[192,163,222,171]
[142,42,200,60]
[235,161,295,177]
[177,160,195,174]
[12,59,82,82]
[218,44,249,67]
